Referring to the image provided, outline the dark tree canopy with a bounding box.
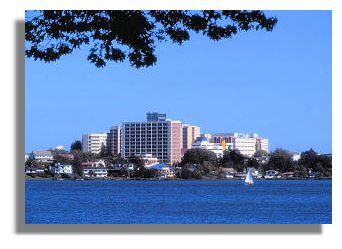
[221,149,246,172]
[266,148,295,172]
[70,140,82,151]
[298,149,318,169]
[299,149,332,176]
[181,148,217,167]
[25,10,277,68]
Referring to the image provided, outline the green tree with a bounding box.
[72,153,83,176]
[127,156,144,168]
[299,149,332,177]
[221,150,246,172]
[253,150,268,158]
[202,161,215,175]
[247,158,260,168]
[317,154,332,177]
[70,140,82,151]
[298,149,318,169]
[179,168,202,179]
[25,10,277,68]
[181,148,217,168]
[97,144,109,159]
[266,148,295,172]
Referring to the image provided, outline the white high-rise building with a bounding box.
[191,137,232,158]
[82,133,107,154]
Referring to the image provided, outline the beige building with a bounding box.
[82,133,107,154]
[256,137,269,153]
[182,124,200,150]
[107,126,121,155]
[201,132,269,158]
[232,136,258,157]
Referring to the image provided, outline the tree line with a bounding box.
[26,139,331,180]
[178,148,332,179]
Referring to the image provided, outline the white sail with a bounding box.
[245,169,254,185]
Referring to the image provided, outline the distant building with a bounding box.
[191,137,232,158]
[265,170,280,179]
[49,163,73,174]
[201,132,269,157]
[121,113,182,164]
[290,152,301,161]
[29,150,54,162]
[82,159,108,177]
[136,154,159,167]
[233,135,259,158]
[25,166,45,174]
[54,145,65,151]
[82,133,107,154]
[58,153,75,161]
[182,124,200,154]
[107,126,121,155]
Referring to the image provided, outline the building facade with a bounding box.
[182,124,200,151]
[82,133,107,154]
[82,159,108,177]
[121,113,182,164]
[29,150,54,162]
[107,126,121,155]
[49,163,73,174]
[191,137,232,158]
[201,132,269,158]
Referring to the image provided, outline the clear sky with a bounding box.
[25,10,332,154]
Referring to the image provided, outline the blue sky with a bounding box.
[25,10,332,154]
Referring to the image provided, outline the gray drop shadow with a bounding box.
[16,19,322,234]
[15,20,26,234]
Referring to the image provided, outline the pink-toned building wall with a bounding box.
[170,121,182,164]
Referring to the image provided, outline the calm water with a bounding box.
[25,180,332,224]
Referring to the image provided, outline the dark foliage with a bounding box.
[60,173,72,179]
[247,158,260,168]
[70,140,82,151]
[266,148,295,172]
[221,150,246,172]
[180,168,202,179]
[181,148,217,168]
[299,149,332,176]
[25,10,277,68]
[298,149,318,169]
[127,156,145,169]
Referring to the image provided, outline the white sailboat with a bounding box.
[245,169,254,185]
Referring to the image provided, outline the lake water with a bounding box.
[25,180,332,224]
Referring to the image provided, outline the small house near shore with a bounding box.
[82,159,108,178]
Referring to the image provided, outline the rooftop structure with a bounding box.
[146,112,167,122]
[29,150,54,162]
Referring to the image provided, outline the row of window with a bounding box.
[125,147,168,150]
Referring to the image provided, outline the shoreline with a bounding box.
[25,176,332,181]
